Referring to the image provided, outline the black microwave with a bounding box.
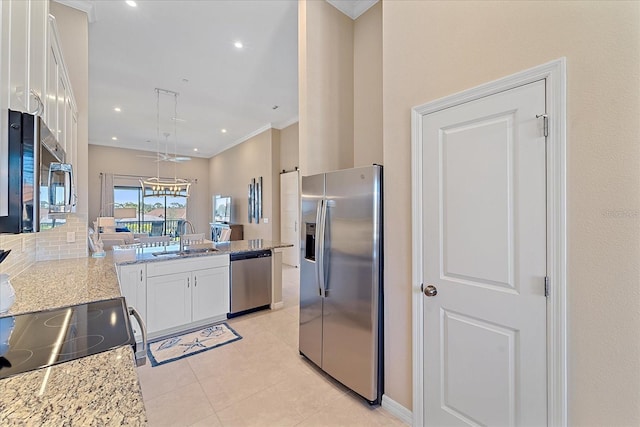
[0,110,74,234]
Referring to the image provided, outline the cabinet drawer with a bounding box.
[147,254,230,277]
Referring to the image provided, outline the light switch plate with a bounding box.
[263,218,269,224]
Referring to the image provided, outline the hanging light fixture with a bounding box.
[140,88,191,198]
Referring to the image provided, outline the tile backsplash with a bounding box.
[0,233,37,277]
[36,214,89,261]
[0,214,88,277]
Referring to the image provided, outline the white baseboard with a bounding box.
[381,394,413,426]
[270,301,284,310]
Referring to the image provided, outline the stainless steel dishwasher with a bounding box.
[229,250,272,317]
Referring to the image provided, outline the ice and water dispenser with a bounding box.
[305,223,316,261]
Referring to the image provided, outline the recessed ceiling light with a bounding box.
[171,117,186,122]
[234,41,243,49]
[193,148,198,152]
[221,129,227,133]
[114,107,121,112]
[125,1,137,7]
[111,136,118,141]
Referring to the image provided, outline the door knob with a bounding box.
[423,284,437,297]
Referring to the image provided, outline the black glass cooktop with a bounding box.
[0,297,134,379]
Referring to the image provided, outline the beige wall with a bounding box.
[353,2,382,167]
[280,121,299,172]
[87,145,211,235]
[299,0,354,176]
[208,129,280,242]
[382,0,640,423]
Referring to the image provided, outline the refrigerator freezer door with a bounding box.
[299,173,325,367]
[322,165,382,402]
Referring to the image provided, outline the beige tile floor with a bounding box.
[137,265,406,427]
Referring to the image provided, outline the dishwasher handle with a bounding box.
[230,250,272,261]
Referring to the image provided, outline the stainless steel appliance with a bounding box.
[0,297,145,379]
[229,250,272,316]
[299,165,383,404]
[0,110,74,234]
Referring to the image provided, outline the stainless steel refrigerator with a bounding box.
[299,165,383,404]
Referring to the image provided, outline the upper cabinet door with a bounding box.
[0,0,10,217]
[57,74,66,150]
[8,0,29,112]
[46,43,58,136]
[6,0,48,114]
[46,15,77,153]
[28,0,48,115]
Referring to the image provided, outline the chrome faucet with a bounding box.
[179,220,196,250]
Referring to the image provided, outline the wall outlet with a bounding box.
[263,218,269,224]
[67,232,76,243]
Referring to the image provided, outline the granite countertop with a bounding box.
[5,255,121,316]
[115,238,292,265]
[0,255,147,425]
[0,346,146,426]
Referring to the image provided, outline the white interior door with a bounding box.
[280,170,300,267]
[422,80,547,426]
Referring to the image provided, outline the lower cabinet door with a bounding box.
[192,267,229,323]
[147,272,191,334]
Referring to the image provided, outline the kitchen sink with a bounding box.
[151,250,181,257]
[183,247,219,254]
[151,247,218,257]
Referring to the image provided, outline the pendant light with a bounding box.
[140,88,191,198]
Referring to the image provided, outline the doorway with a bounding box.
[411,59,567,426]
[280,170,300,267]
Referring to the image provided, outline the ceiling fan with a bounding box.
[137,131,191,162]
[138,152,192,163]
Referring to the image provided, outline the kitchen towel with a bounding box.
[147,323,242,367]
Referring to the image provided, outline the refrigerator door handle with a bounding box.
[318,197,328,298]
[315,199,325,297]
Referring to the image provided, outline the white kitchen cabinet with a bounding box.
[6,0,48,114]
[45,39,58,134]
[117,263,147,339]
[118,263,147,317]
[145,254,230,337]
[28,0,47,114]
[0,0,11,216]
[8,0,28,112]
[45,14,77,157]
[147,271,192,333]
[192,266,230,323]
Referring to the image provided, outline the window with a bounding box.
[113,186,187,236]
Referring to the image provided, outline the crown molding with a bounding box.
[326,0,378,20]
[53,0,96,23]
[272,115,299,130]
[211,115,299,157]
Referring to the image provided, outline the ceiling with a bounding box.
[75,0,299,159]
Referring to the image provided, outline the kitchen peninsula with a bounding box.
[116,239,291,340]
[0,239,291,425]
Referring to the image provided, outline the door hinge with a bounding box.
[536,114,549,137]
[544,276,550,298]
